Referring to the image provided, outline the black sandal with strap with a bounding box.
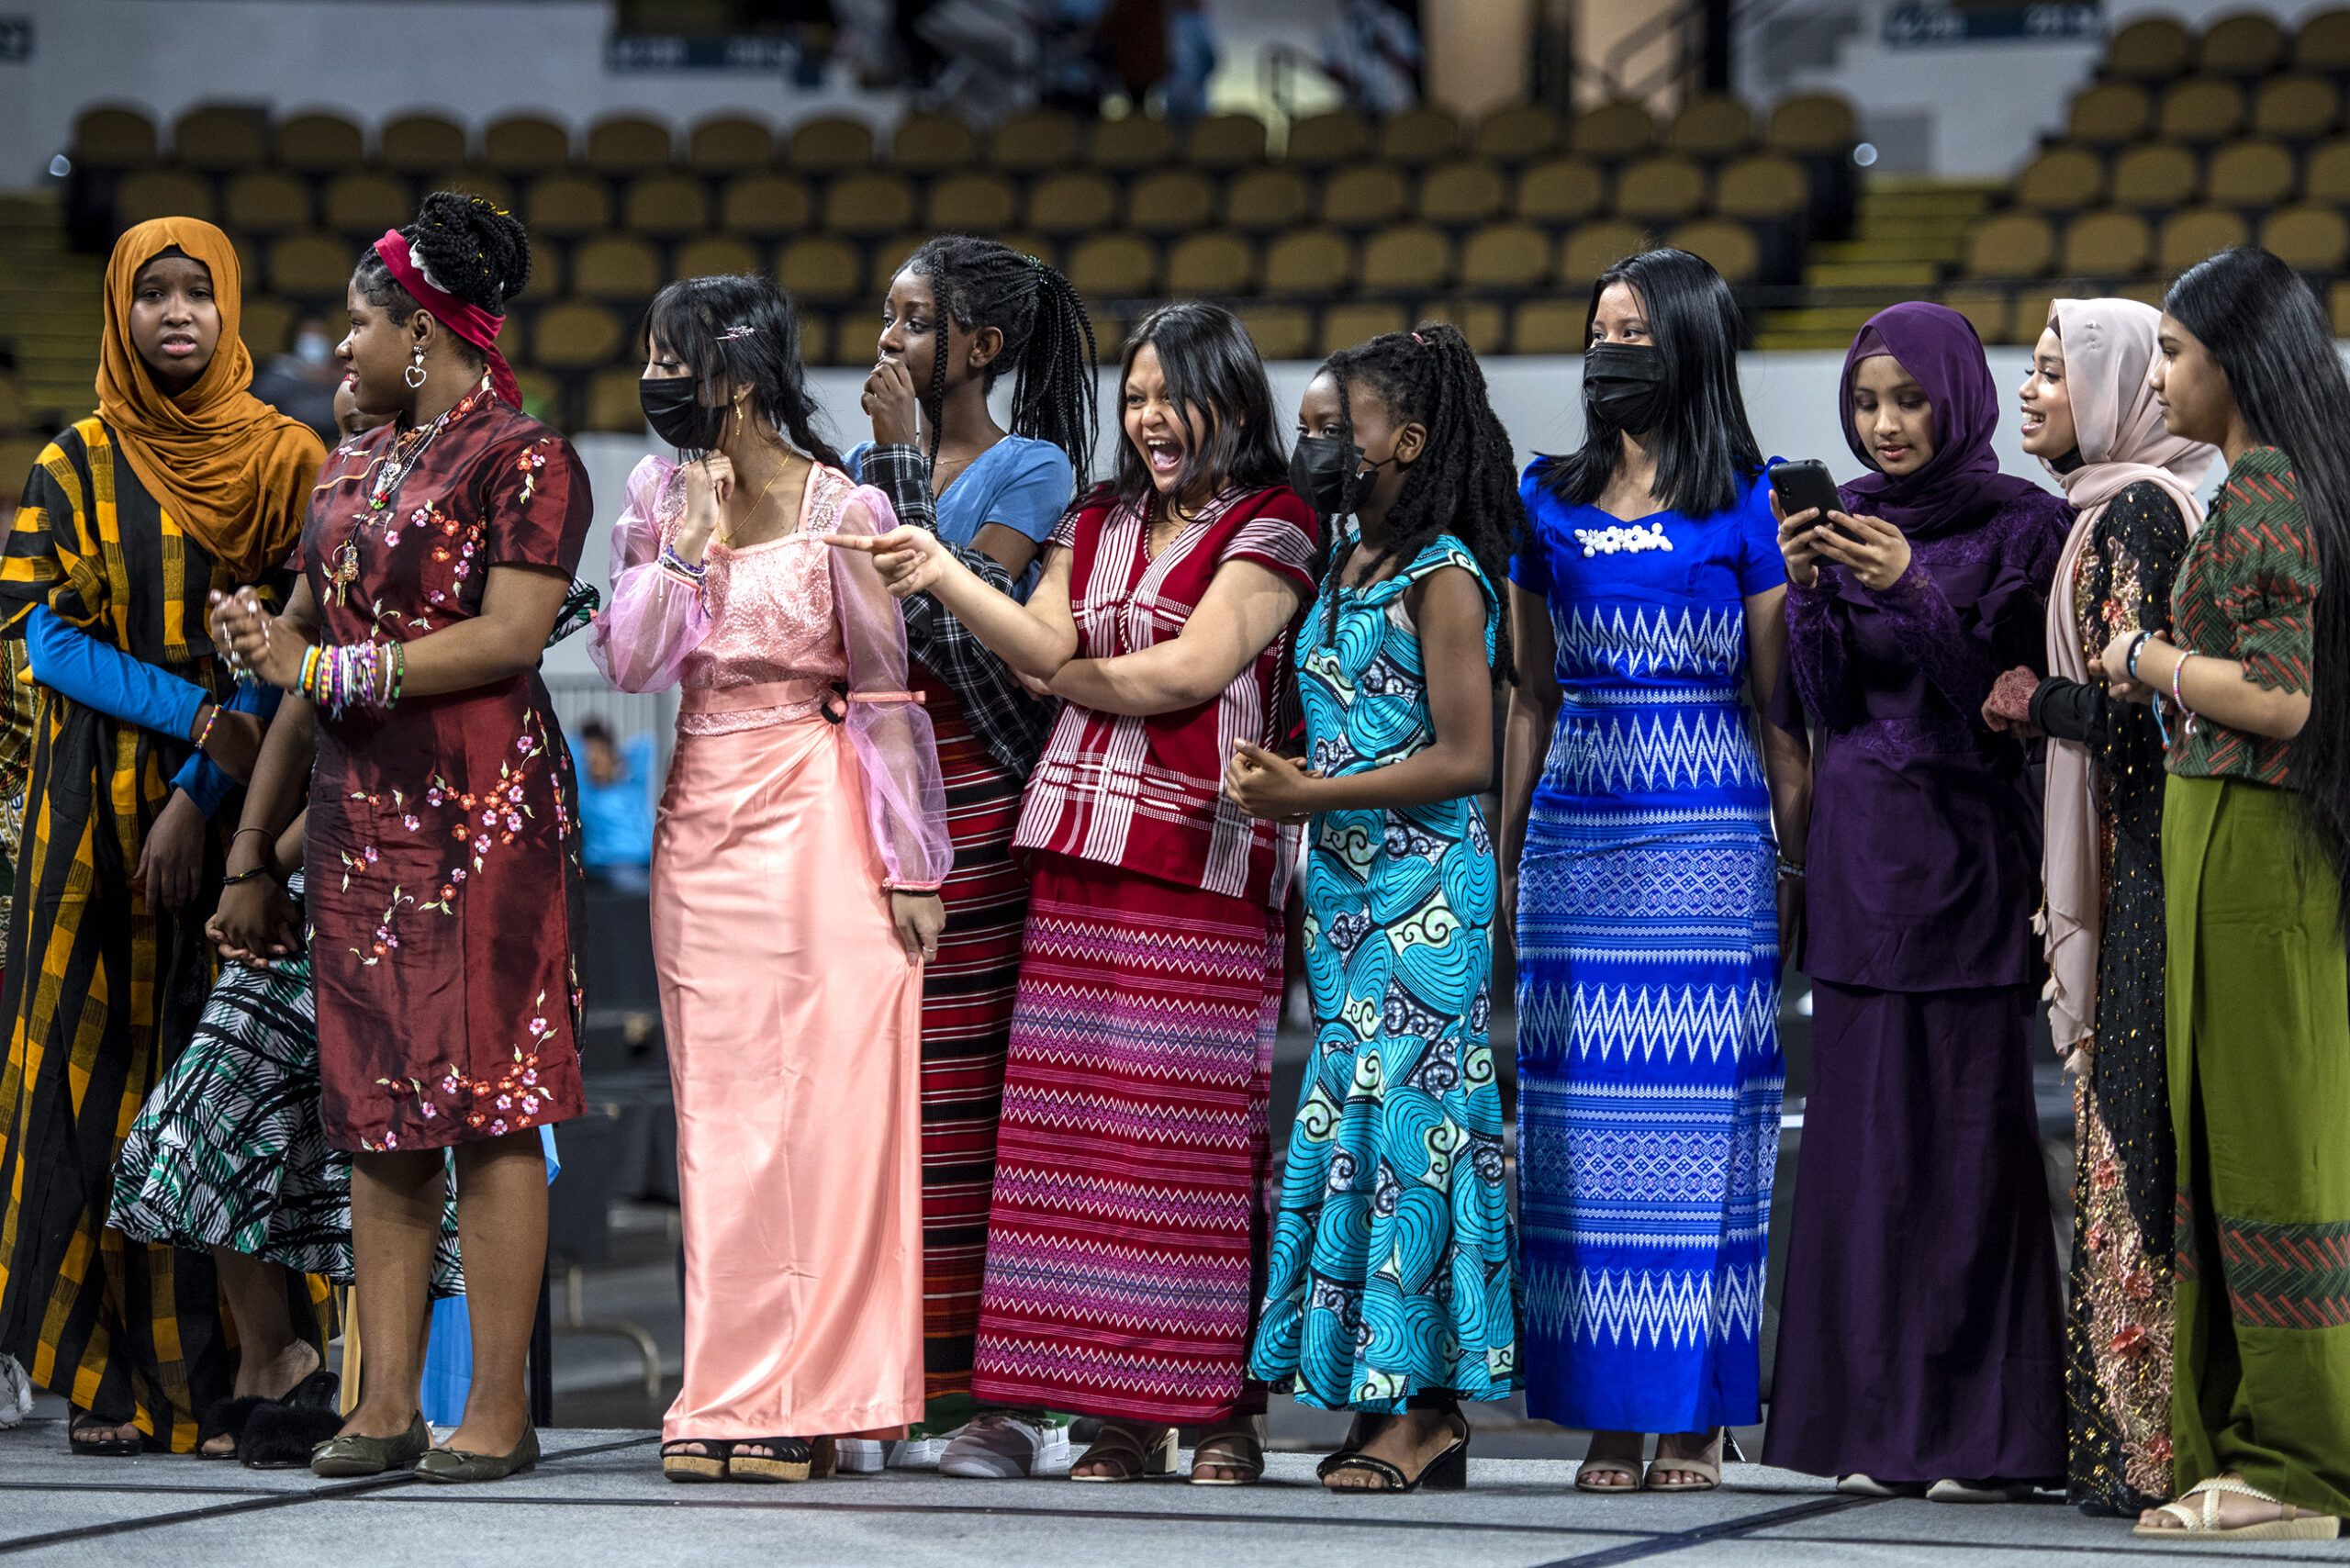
[730,1437,818,1484]
[1319,1407,1471,1495]
[1315,1414,1378,1483]
[662,1439,735,1483]
[69,1413,144,1458]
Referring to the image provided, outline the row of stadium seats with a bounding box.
[1965,202,2347,279]
[2100,10,2350,82]
[2017,137,2350,211]
[2065,74,2350,144]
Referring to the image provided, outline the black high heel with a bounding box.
[1317,1411,1471,1494]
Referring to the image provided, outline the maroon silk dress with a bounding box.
[298,382,594,1153]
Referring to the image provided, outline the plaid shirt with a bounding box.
[858,442,1057,779]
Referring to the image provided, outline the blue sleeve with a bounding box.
[1737,464,1789,598]
[26,605,206,736]
[842,441,872,485]
[984,445,1077,543]
[170,679,281,817]
[1508,464,1552,595]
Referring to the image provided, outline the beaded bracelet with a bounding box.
[221,865,274,888]
[191,701,219,752]
[1775,854,1806,879]
[658,544,708,587]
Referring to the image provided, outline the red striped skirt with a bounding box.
[970,850,1281,1423]
[914,673,1028,1402]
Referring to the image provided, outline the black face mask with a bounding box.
[1288,435,1382,517]
[1583,342,1671,435]
[640,375,728,452]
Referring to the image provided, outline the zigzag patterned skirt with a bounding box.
[969,851,1281,1424]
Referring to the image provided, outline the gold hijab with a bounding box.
[96,218,323,581]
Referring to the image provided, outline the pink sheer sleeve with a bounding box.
[830,484,952,891]
[587,455,710,693]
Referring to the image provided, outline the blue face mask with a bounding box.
[295,331,331,365]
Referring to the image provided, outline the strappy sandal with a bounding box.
[68,1413,143,1458]
[1315,1415,1377,1484]
[1644,1428,1724,1493]
[2133,1476,2341,1540]
[1318,1412,1469,1494]
[1068,1421,1176,1483]
[1575,1432,1643,1494]
[1188,1417,1266,1487]
[732,1438,820,1484]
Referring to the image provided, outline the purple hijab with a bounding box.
[1839,301,2044,541]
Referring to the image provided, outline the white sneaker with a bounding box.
[888,1433,952,1469]
[1928,1478,2036,1504]
[0,1355,28,1428]
[937,1413,1070,1479]
[833,1438,888,1474]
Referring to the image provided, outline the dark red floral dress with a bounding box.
[298,383,593,1153]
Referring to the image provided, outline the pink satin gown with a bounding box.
[589,456,950,1440]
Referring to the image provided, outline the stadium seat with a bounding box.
[1559,219,1647,283]
[1287,110,1371,168]
[1360,224,1453,293]
[1515,157,1606,224]
[1235,304,1313,360]
[382,115,468,174]
[798,312,839,367]
[1712,153,1808,219]
[1417,297,1505,355]
[675,235,763,281]
[994,232,1059,267]
[583,365,651,432]
[623,174,711,240]
[1064,232,1158,297]
[427,169,514,210]
[867,232,926,293]
[1473,104,1559,162]
[1417,160,1506,226]
[224,171,311,234]
[2262,202,2350,270]
[1186,112,1268,170]
[1939,286,2012,348]
[1164,231,1255,296]
[573,234,663,299]
[531,301,624,369]
[2200,14,2285,76]
[1668,95,1753,157]
[1511,297,1588,353]
[823,172,916,237]
[241,296,297,359]
[1262,230,1355,296]
[1460,222,1551,290]
[1766,94,1855,154]
[2157,207,2249,274]
[2068,84,2153,146]
[722,174,815,237]
[2107,17,2194,81]
[2016,148,2108,210]
[173,106,266,171]
[991,109,1080,173]
[1321,301,1408,354]
[588,117,673,174]
[1027,171,1120,237]
[515,241,565,301]
[2297,8,2350,71]
[1126,168,1217,236]
[1613,156,1707,222]
[688,116,775,173]
[1091,113,1173,171]
[118,168,214,225]
[775,235,862,304]
[1378,106,1461,166]
[2204,140,2295,207]
[2304,138,2350,200]
[73,106,158,168]
[890,110,975,173]
[1225,167,1312,232]
[527,175,612,239]
[2159,80,2245,143]
[484,116,570,174]
[1571,101,1655,159]
[926,172,1018,232]
[2253,75,2340,140]
[1320,165,1410,229]
[1964,212,2056,278]
[275,113,364,174]
[2109,143,2199,209]
[789,116,875,172]
[1666,218,1759,285]
[269,232,359,296]
[2062,210,2153,275]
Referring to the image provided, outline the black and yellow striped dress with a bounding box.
[0,419,328,1448]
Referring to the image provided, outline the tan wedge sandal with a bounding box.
[2135,1476,2340,1540]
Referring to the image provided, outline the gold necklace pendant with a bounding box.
[327,539,361,605]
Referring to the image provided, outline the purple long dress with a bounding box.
[1764,303,2073,1486]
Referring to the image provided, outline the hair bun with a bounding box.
[408,189,531,317]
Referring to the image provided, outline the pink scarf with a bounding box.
[2039,298,2218,1057]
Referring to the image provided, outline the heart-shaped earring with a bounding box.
[404,345,427,389]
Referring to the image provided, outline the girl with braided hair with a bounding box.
[835,237,1097,1478]
[1223,323,1523,1493]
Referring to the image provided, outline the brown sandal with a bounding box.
[1068,1422,1175,1483]
[1188,1417,1265,1487]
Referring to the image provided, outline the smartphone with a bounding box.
[1768,460,1860,541]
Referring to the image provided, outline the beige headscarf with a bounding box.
[2040,298,2219,1058]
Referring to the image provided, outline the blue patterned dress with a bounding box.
[1250,533,1519,1412]
[1510,465,1786,1433]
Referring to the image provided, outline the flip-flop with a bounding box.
[2133,1476,2340,1540]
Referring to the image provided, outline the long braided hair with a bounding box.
[646,274,844,470]
[900,235,1098,488]
[1313,322,1527,684]
[352,190,529,369]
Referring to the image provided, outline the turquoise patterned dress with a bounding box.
[1249,533,1520,1411]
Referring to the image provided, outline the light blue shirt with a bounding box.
[845,435,1074,599]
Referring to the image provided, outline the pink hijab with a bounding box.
[2039,298,2219,1058]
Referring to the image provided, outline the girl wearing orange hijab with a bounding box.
[0,218,323,1454]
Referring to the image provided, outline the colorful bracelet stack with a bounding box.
[301,640,408,715]
[658,544,708,588]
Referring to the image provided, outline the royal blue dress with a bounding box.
[1509,463,1787,1433]
[1249,532,1520,1412]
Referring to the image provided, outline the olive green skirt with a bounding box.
[2163,771,2350,1518]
